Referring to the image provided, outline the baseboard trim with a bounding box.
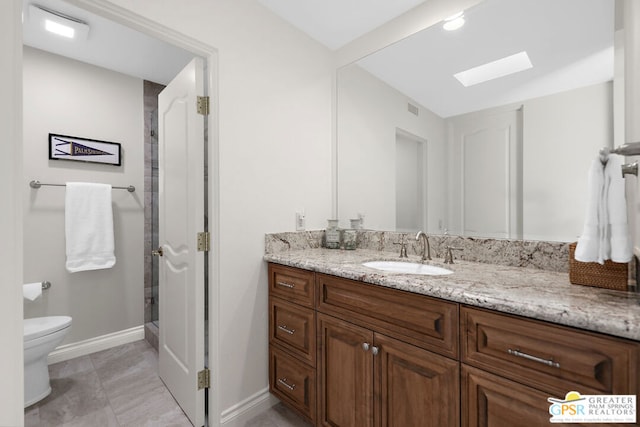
[220,387,279,427]
[47,325,145,365]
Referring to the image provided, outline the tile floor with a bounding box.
[25,340,192,427]
[24,339,310,427]
[245,403,311,427]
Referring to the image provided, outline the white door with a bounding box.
[450,108,522,239]
[157,57,206,427]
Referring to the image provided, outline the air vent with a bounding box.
[407,103,419,116]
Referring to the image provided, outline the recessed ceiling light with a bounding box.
[443,11,465,31]
[29,5,90,40]
[454,51,533,87]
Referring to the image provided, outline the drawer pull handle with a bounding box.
[508,349,560,369]
[362,342,370,352]
[371,346,379,356]
[277,378,296,391]
[277,325,296,335]
[276,281,295,289]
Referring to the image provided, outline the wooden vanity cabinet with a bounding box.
[268,264,317,424]
[316,274,460,427]
[268,263,640,427]
[461,306,640,427]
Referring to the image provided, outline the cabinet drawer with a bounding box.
[269,297,316,365]
[269,347,316,424]
[269,263,315,307]
[316,273,458,358]
[461,306,639,395]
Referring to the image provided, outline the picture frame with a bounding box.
[49,133,122,166]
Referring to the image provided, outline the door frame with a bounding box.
[66,1,220,425]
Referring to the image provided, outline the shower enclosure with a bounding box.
[144,81,165,348]
[151,107,159,327]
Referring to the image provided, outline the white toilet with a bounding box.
[23,316,72,407]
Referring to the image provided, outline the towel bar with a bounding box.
[29,180,135,192]
[622,162,638,177]
[610,141,640,156]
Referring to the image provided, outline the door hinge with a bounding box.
[197,368,210,390]
[197,96,210,116]
[197,232,210,252]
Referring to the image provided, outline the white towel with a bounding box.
[599,159,611,263]
[606,156,632,262]
[65,182,116,273]
[575,156,632,264]
[575,159,604,263]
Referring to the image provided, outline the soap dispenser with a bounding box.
[325,219,341,249]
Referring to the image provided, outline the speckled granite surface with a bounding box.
[263,248,640,342]
[265,230,570,272]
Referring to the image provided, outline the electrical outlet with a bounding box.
[295,212,306,231]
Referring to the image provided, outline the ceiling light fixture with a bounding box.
[44,19,75,38]
[29,5,90,40]
[443,11,465,31]
[454,51,533,87]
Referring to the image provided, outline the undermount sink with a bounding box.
[362,261,453,276]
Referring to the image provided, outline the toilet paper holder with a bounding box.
[41,281,51,290]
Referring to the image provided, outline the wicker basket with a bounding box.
[568,243,628,291]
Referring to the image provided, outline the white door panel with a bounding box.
[463,127,510,236]
[158,57,206,427]
[451,108,522,239]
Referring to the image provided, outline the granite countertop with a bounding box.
[264,248,640,342]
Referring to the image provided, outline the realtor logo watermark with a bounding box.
[548,391,636,423]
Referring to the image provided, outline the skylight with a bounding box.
[454,51,533,87]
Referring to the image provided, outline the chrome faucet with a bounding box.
[394,234,409,258]
[444,246,463,264]
[415,231,431,261]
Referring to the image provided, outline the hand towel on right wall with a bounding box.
[575,156,631,264]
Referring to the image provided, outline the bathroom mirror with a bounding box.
[337,0,621,242]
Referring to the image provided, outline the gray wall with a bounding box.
[22,46,144,345]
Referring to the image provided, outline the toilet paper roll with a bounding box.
[23,282,42,301]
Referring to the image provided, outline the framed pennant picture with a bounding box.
[49,133,122,166]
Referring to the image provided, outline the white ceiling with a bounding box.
[356,0,614,117]
[21,0,615,118]
[22,0,194,85]
[21,0,431,84]
[256,0,428,50]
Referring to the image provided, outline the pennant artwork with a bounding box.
[49,133,122,166]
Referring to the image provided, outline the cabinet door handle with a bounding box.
[276,281,295,289]
[277,378,296,391]
[277,325,296,335]
[371,346,379,356]
[362,342,370,352]
[507,348,560,368]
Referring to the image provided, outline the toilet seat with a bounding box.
[24,316,72,342]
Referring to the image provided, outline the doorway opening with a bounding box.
[22,1,216,424]
[395,129,428,232]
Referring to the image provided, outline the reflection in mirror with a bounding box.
[337,0,620,242]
